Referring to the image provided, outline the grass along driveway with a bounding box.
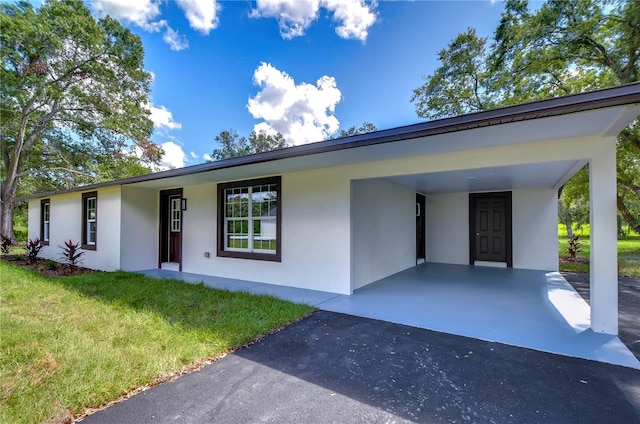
[0,262,313,424]
[558,224,640,277]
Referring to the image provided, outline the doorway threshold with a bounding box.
[474,260,507,268]
[160,262,180,271]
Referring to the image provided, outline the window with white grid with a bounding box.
[41,199,50,244]
[218,177,280,261]
[82,191,97,250]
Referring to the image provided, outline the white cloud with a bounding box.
[251,0,320,40]
[202,153,212,161]
[251,0,376,41]
[158,141,187,169]
[323,0,377,41]
[176,0,221,34]
[163,27,189,51]
[90,0,165,32]
[190,151,198,158]
[247,62,341,145]
[91,0,191,50]
[148,104,182,131]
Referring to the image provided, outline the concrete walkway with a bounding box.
[140,263,639,369]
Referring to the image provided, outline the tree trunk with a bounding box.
[1,162,19,243]
[557,188,574,238]
[563,215,573,238]
[617,194,640,235]
[0,200,16,243]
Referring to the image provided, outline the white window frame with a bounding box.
[82,191,97,250]
[86,197,96,245]
[223,185,277,254]
[218,177,281,262]
[41,199,50,244]
[170,196,181,232]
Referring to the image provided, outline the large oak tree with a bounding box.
[412,0,639,234]
[0,0,160,240]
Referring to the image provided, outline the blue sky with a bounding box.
[86,1,506,169]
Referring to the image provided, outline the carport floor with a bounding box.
[140,263,639,369]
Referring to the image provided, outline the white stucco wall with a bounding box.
[120,187,158,271]
[512,189,558,271]
[26,130,616,291]
[181,168,353,294]
[425,193,469,265]
[29,192,81,263]
[424,189,558,271]
[351,179,416,291]
[27,187,121,271]
[27,199,41,243]
[82,186,121,271]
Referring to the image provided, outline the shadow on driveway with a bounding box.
[81,311,640,424]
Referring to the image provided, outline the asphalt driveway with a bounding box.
[80,311,640,424]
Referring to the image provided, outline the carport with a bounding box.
[143,264,639,369]
[320,263,639,369]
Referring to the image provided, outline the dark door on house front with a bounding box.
[159,188,183,268]
[469,192,512,267]
[416,193,426,263]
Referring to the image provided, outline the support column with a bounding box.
[589,137,618,334]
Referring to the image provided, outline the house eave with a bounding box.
[20,82,640,201]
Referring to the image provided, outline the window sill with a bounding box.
[217,250,280,262]
[82,244,96,251]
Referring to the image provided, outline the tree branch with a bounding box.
[619,129,640,151]
[617,194,640,234]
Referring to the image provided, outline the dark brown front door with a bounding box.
[416,193,426,262]
[159,188,183,269]
[469,192,512,267]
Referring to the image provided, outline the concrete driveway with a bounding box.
[80,311,640,424]
[563,272,640,361]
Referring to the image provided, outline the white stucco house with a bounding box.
[27,83,640,337]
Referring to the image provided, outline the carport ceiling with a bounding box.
[383,160,585,194]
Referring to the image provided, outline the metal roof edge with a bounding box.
[19,82,640,202]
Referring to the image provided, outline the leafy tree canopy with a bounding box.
[411,0,639,233]
[210,130,288,161]
[330,122,378,139]
[0,0,160,240]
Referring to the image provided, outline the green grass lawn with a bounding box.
[558,224,640,277]
[0,262,314,424]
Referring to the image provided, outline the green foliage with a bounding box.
[412,29,494,119]
[558,223,640,276]
[12,227,26,243]
[412,0,640,231]
[0,0,159,239]
[45,259,57,270]
[330,122,378,139]
[210,130,288,161]
[0,262,313,423]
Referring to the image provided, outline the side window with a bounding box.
[82,191,97,250]
[40,199,50,245]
